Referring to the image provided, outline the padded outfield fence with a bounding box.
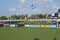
[0,19,60,28]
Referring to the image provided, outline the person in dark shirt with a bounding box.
[54,37,56,40]
[34,38,40,40]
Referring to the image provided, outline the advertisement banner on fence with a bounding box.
[29,25,40,27]
[45,25,51,28]
[10,24,15,27]
[51,25,56,28]
[41,25,45,27]
[4,24,10,27]
[25,25,30,27]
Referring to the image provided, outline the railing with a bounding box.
[0,19,60,22]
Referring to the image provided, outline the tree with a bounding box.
[9,15,20,20]
[24,14,28,21]
[47,14,52,19]
[0,16,7,20]
[29,14,47,19]
[9,14,28,20]
[20,15,26,19]
[38,14,43,19]
[43,14,46,18]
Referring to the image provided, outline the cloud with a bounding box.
[18,5,22,9]
[51,5,59,10]
[50,5,59,13]
[9,8,16,11]
[19,0,26,3]
[18,0,58,15]
[43,4,59,13]
[34,0,53,4]
[18,0,26,9]
[38,0,53,2]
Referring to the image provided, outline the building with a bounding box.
[58,9,60,18]
[54,9,60,18]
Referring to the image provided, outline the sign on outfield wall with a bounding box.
[25,25,40,27]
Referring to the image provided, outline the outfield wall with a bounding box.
[0,24,59,28]
[0,20,60,28]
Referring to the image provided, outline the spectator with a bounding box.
[54,37,56,40]
[34,38,40,40]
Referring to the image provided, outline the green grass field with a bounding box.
[0,27,60,40]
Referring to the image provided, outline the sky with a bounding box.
[0,0,60,17]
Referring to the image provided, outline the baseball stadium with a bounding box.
[0,0,60,40]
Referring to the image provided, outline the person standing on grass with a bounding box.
[54,37,56,40]
[34,38,40,40]
[13,24,16,31]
